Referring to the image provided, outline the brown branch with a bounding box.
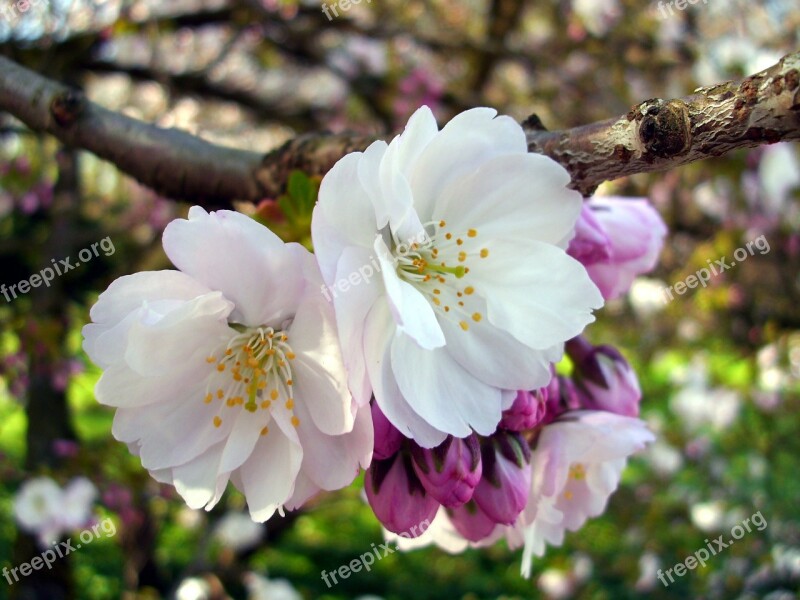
[527,52,800,195]
[0,56,263,204]
[1,52,799,205]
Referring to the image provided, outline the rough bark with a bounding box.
[1,52,799,204]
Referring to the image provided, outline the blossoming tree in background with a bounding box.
[1,1,799,598]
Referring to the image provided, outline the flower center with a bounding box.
[203,326,299,434]
[394,220,488,331]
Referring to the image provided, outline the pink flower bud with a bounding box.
[568,338,641,417]
[568,196,667,300]
[501,389,547,431]
[371,402,405,460]
[568,204,612,265]
[411,434,481,508]
[447,500,498,542]
[365,453,439,536]
[472,432,531,525]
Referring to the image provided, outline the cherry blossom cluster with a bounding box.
[82,106,666,576]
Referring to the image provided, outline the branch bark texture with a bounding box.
[1,52,799,204]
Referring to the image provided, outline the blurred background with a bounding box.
[1,0,800,598]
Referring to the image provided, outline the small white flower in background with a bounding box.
[690,501,726,532]
[214,511,264,552]
[313,106,602,447]
[13,476,97,547]
[243,572,302,600]
[175,577,211,600]
[82,207,373,522]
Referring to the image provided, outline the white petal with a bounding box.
[288,249,357,434]
[409,108,526,222]
[87,270,212,327]
[284,470,321,511]
[83,271,212,366]
[123,292,232,376]
[113,389,233,471]
[363,300,448,447]
[375,236,445,350]
[466,240,602,349]
[313,151,382,283]
[390,333,502,438]
[95,361,200,408]
[218,409,270,473]
[172,442,227,510]
[330,246,383,406]
[438,295,559,390]
[163,207,305,327]
[294,398,372,490]
[240,428,303,522]
[434,153,581,246]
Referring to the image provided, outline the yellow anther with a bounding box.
[206,356,216,363]
[225,349,233,356]
[270,389,279,401]
[439,220,446,227]
[433,289,441,295]
[432,297,441,306]
[460,321,469,331]
[287,379,293,386]
[286,352,296,360]
[261,400,271,409]
[216,364,226,372]
[213,416,222,428]
[445,233,452,240]
[464,286,475,295]
[472,313,482,322]
[247,357,259,368]
[456,238,463,246]
[260,426,269,436]
[458,252,467,262]
[217,389,225,399]
[233,372,243,382]
[291,416,300,427]
[480,248,489,258]
[257,380,267,390]
[285,399,294,410]
[467,229,477,237]
[204,393,213,404]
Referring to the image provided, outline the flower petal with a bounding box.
[409,107,526,222]
[163,206,304,326]
[363,300,448,447]
[466,239,602,350]
[240,428,303,522]
[375,236,445,350]
[390,333,502,438]
[434,153,581,247]
[172,441,227,510]
[313,151,382,282]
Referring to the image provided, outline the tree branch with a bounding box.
[527,52,800,195]
[0,56,263,204]
[1,52,798,205]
